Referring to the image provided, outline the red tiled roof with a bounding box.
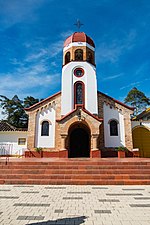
[98,91,135,111]
[64,32,95,48]
[25,90,134,113]
[0,121,27,132]
[25,91,61,111]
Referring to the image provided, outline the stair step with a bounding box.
[0,161,150,166]
[0,158,150,185]
[1,179,150,185]
[0,169,150,174]
[1,165,150,170]
[0,174,150,180]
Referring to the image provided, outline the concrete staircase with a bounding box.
[0,158,150,185]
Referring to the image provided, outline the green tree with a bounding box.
[24,96,39,108]
[124,87,150,115]
[0,95,39,128]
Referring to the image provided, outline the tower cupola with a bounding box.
[63,32,95,66]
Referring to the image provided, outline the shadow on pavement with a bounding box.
[28,216,87,225]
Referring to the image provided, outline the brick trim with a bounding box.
[25,91,61,111]
[98,91,134,111]
[57,105,103,122]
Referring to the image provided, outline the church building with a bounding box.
[25,32,134,158]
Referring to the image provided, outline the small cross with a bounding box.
[74,19,84,31]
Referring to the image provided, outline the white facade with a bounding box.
[35,107,55,148]
[61,61,98,115]
[0,131,27,155]
[103,103,125,147]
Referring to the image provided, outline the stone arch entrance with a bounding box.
[132,126,150,157]
[68,123,91,158]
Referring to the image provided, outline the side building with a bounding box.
[0,121,27,156]
[132,108,150,157]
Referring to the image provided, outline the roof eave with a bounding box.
[97,91,135,111]
[25,91,61,112]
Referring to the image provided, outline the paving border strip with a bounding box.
[14,203,50,207]
[17,216,45,220]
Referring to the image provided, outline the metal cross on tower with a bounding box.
[74,19,84,31]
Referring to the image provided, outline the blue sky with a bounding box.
[0,0,150,114]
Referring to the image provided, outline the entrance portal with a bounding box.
[69,125,90,158]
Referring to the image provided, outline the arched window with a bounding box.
[41,121,49,136]
[75,49,83,61]
[109,120,118,136]
[65,52,70,64]
[74,82,84,106]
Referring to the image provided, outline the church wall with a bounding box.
[97,92,133,150]
[26,93,61,152]
[27,111,37,150]
[55,94,62,150]
[35,107,55,148]
[61,61,98,115]
[103,103,125,147]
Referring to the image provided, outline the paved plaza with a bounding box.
[0,185,150,225]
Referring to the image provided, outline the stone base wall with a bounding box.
[25,149,101,158]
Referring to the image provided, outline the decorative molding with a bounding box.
[103,102,124,113]
[63,42,95,52]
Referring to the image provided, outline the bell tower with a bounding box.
[61,32,98,116]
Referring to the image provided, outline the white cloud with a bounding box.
[0,29,72,99]
[96,30,137,63]
[120,77,150,91]
[102,73,123,81]
[1,71,60,89]
[23,31,68,63]
[120,81,141,90]
[50,61,57,67]
[134,62,149,79]
[10,58,24,66]
[47,31,73,58]
[60,30,73,39]
[0,0,47,29]
[25,49,48,62]
[49,40,63,58]
[0,60,61,99]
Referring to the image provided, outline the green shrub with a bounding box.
[115,146,128,152]
[35,147,42,153]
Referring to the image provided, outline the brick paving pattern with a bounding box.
[0,185,150,225]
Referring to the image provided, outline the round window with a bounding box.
[74,68,84,77]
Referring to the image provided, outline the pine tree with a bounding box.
[124,87,150,115]
[0,95,39,127]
